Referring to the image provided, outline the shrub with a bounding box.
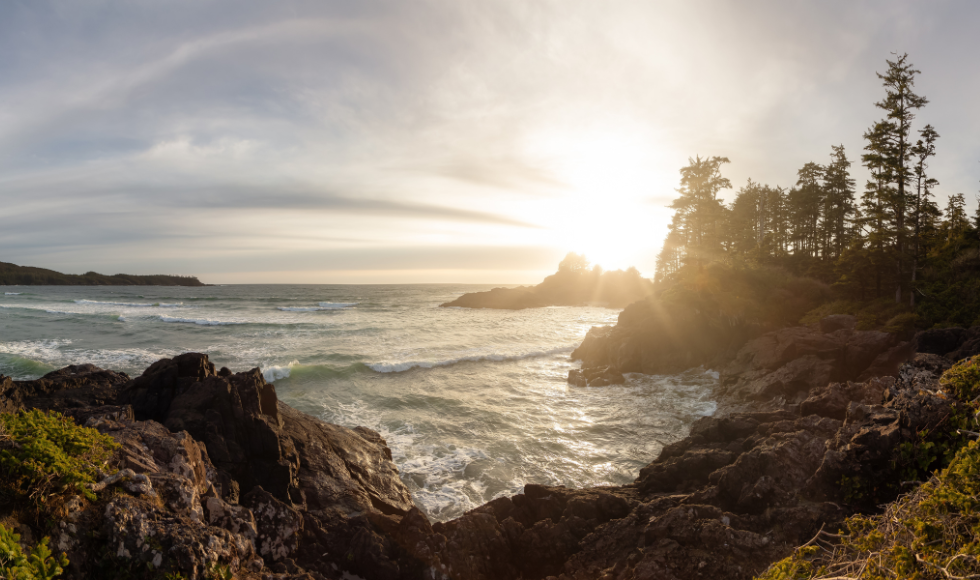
[0,410,118,503]
[883,312,924,335]
[755,440,980,580]
[0,524,68,580]
[939,355,980,402]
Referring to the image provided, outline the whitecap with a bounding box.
[158,316,241,326]
[367,347,572,373]
[318,302,357,309]
[262,360,299,382]
[0,339,174,377]
[75,299,154,307]
[4,292,22,295]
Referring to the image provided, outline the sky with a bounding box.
[2,0,979,284]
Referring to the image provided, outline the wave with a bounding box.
[259,360,366,382]
[0,339,175,379]
[76,299,153,307]
[75,299,184,308]
[262,360,300,382]
[319,302,357,309]
[4,292,22,295]
[158,316,242,326]
[366,347,573,374]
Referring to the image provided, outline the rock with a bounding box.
[912,326,980,361]
[819,314,857,334]
[241,487,304,562]
[440,263,655,310]
[3,364,130,413]
[567,365,626,387]
[103,495,260,580]
[799,379,888,420]
[719,325,909,403]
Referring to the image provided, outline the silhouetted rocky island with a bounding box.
[0,261,205,286]
[440,253,655,309]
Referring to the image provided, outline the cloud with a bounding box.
[1,0,979,281]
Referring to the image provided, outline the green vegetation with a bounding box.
[0,524,67,580]
[205,563,233,580]
[655,54,980,331]
[0,262,204,286]
[0,410,118,504]
[656,262,831,329]
[757,440,980,580]
[756,356,980,579]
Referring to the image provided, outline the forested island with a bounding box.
[440,252,655,309]
[0,261,205,286]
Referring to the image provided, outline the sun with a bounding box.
[520,124,672,273]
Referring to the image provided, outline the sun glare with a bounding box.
[523,124,671,273]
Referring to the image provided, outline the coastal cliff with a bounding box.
[2,325,980,579]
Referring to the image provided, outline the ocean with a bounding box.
[0,284,717,521]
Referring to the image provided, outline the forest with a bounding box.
[654,54,980,330]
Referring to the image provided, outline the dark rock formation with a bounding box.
[441,263,654,310]
[717,316,914,404]
[570,298,758,376]
[568,365,626,387]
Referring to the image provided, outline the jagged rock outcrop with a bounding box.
[570,299,754,376]
[717,316,914,404]
[1,354,418,579]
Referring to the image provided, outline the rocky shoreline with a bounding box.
[1,320,979,579]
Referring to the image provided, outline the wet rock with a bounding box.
[568,365,626,387]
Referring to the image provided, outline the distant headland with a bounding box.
[440,253,655,309]
[0,261,205,286]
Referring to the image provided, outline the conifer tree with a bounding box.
[822,145,857,260]
[865,53,929,302]
[909,124,939,306]
[661,156,732,273]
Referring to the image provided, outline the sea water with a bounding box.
[0,284,717,521]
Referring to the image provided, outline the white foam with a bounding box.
[75,299,154,307]
[158,315,241,326]
[0,339,175,374]
[158,302,184,308]
[262,360,299,382]
[118,315,127,322]
[318,302,357,309]
[4,292,22,295]
[367,347,572,373]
